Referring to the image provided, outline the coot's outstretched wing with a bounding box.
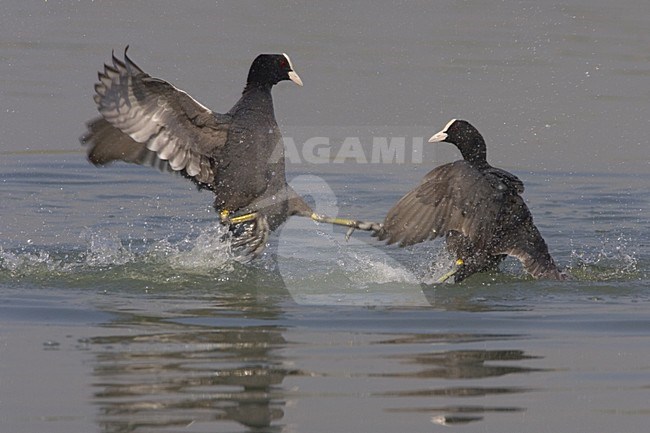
[376,161,505,249]
[81,47,231,190]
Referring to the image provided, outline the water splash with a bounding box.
[2,221,645,296]
[0,246,68,276]
[149,225,239,272]
[276,217,434,306]
[0,224,250,289]
[81,229,136,267]
[81,224,249,274]
[343,250,420,285]
[568,233,641,280]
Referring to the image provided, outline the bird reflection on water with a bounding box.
[89,301,541,431]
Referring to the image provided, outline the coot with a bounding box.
[82,48,364,255]
[376,119,565,282]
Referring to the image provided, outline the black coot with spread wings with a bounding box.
[376,119,565,282]
[81,48,312,255]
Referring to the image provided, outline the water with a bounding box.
[1,1,650,432]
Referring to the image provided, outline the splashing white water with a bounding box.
[76,224,248,276]
[569,233,639,280]
[343,250,421,285]
[154,225,238,272]
[81,229,136,267]
[0,247,65,274]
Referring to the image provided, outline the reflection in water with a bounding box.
[380,348,542,380]
[90,306,541,431]
[90,310,293,433]
[371,334,540,425]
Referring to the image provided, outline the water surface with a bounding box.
[1,1,649,432]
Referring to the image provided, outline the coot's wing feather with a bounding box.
[495,195,565,279]
[484,166,525,194]
[377,161,504,248]
[81,48,231,190]
[82,117,170,170]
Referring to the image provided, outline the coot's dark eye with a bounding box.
[279,58,288,69]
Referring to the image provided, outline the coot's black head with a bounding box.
[246,53,303,89]
[428,119,487,164]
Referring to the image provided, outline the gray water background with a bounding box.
[1,1,649,432]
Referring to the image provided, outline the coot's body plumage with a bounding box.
[81,48,310,255]
[377,119,565,282]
